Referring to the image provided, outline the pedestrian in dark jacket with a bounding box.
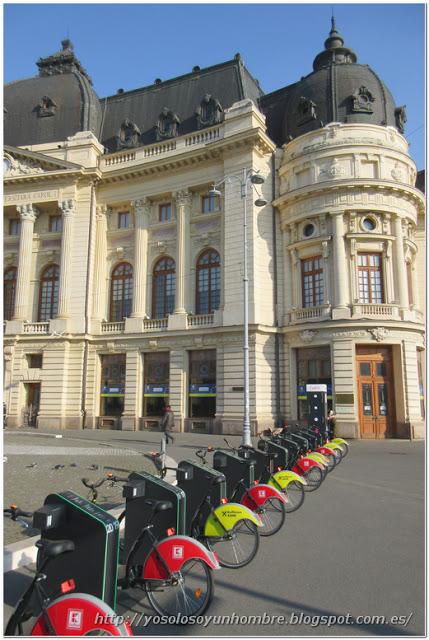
[160,405,175,444]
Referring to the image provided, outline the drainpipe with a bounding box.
[271,152,282,427]
[81,180,97,429]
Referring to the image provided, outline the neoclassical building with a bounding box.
[3,22,425,438]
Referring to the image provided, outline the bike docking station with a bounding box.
[176,460,226,535]
[212,450,255,500]
[237,446,277,482]
[33,491,120,609]
[123,471,186,566]
[258,438,289,470]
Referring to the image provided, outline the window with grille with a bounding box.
[202,194,220,214]
[159,203,172,222]
[196,249,221,314]
[301,256,324,308]
[38,264,59,321]
[49,215,62,232]
[109,262,133,321]
[152,257,175,318]
[4,267,17,320]
[357,254,384,303]
[9,219,21,236]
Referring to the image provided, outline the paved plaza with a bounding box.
[3,429,425,635]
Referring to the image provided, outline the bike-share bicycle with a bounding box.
[4,506,132,636]
[173,458,261,568]
[258,429,325,491]
[34,479,220,624]
[210,447,288,536]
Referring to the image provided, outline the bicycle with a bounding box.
[116,495,220,617]
[219,439,287,536]
[259,429,325,492]
[38,480,220,621]
[174,457,261,569]
[3,505,39,537]
[4,508,133,636]
[81,473,127,504]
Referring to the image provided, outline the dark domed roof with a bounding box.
[260,19,404,146]
[4,40,102,147]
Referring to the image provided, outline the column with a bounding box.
[384,240,394,304]
[174,190,191,314]
[92,205,108,320]
[57,199,75,318]
[411,254,420,312]
[13,204,37,320]
[393,214,409,312]
[322,240,331,305]
[131,198,150,317]
[331,212,350,319]
[282,226,292,323]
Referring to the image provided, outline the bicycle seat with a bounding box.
[36,539,75,559]
[145,499,173,513]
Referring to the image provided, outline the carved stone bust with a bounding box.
[195,94,224,129]
[155,107,180,141]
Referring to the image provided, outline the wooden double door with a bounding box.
[356,346,395,438]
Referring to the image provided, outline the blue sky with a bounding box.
[4,3,425,168]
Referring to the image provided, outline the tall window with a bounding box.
[152,257,175,318]
[4,267,17,320]
[109,262,133,321]
[118,211,131,229]
[100,354,126,416]
[358,254,384,303]
[159,203,172,222]
[9,219,21,236]
[202,193,220,214]
[196,249,221,314]
[301,256,323,307]
[38,264,59,321]
[49,215,62,233]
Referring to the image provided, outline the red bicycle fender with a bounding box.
[317,446,335,456]
[143,535,220,580]
[241,484,288,508]
[295,457,323,473]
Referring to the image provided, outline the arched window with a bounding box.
[152,257,175,319]
[109,262,133,321]
[196,249,221,314]
[38,264,59,321]
[4,267,17,320]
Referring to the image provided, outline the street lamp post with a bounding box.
[210,169,266,447]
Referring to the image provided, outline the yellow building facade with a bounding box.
[4,25,425,438]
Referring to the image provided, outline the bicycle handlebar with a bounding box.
[4,505,33,520]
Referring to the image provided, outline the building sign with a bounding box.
[298,384,332,400]
[4,190,60,205]
[189,384,216,397]
[144,384,169,397]
[101,384,125,397]
[306,384,327,392]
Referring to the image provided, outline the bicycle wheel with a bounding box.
[146,558,213,618]
[324,452,337,473]
[303,466,323,492]
[205,519,259,569]
[30,593,133,636]
[332,446,344,463]
[257,497,285,537]
[283,481,305,513]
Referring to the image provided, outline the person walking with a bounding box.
[160,405,175,445]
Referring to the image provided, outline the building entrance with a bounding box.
[23,383,40,428]
[356,346,395,438]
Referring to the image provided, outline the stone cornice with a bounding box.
[274,179,425,219]
[4,166,101,187]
